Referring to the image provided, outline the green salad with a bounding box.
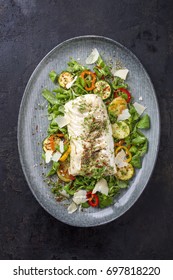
[41,48,150,213]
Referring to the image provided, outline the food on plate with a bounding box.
[64,94,116,176]
[41,48,150,213]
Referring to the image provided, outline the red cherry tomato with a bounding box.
[114,88,131,103]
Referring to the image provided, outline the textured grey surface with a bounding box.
[18,36,160,227]
[0,0,173,259]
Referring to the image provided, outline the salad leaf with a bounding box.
[82,202,90,208]
[112,76,128,90]
[67,58,86,73]
[98,193,113,208]
[42,89,60,105]
[137,114,150,129]
[92,167,106,180]
[48,119,59,134]
[49,70,58,83]
[128,103,140,122]
[131,153,142,168]
[139,140,148,156]
[131,131,146,145]
[64,183,76,195]
[94,56,112,77]
[129,145,138,154]
[46,161,60,176]
[117,179,128,189]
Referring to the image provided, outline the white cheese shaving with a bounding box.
[66,76,77,89]
[54,115,70,128]
[67,202,78,214]
[59,140,64,153]
[85,48,99,64]
[92,178,109,196]
[112,68,129,80]
[73,190,87,205]
[45,150,62,163]
[133,102,146,115]
[45,150,53,164]
[59,189,70,198]
[114,149,128,168]
[117,109,131,121]
[51,151,62,162]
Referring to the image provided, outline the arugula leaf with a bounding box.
[49,70,58,83]
[112,76,128,90]
[77,76,86,87]
[42,89,60,105]
[132,132,146,145]
[117,179,128,189]
[73,176,96,191]
[137,114,150,129]
[92,167,106,180]
[46,161,60,176]
[93,56,112,77]
[108,111,117,124]
[129,145,138,154]
[81,202,90,208]
[64,183,76,195]
[67,58,86,73]
[48,119,59,134]
[139,140,148,156]
[128,103,140,122]
[131,153,142,168]
[98,194,113,208]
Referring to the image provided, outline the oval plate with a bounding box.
[18,35,160,227]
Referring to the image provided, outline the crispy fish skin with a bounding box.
[64,94,116,176]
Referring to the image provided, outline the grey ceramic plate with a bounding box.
[18,35,160,227]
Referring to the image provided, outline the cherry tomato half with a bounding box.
[114,88,131,103]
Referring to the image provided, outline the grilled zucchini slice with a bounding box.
[57,161,75,182]
[93,80,111,100]
[58,72,73,88]
[116,163,134,180]
[43,135,61,152]
[112,121,130,139]
[108,96,127,116]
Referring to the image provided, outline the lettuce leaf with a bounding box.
[137,114,150,129]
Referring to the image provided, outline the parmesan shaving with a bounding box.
[92,178,109,196]
[51,151,62,162]
[66,76,77,89]
[115,150,128,168]
[67,202,78,214]
[133,102,146,115]
[112,68,129,80]
[54,115,70,128]
[45,151,53,164]
[73,190,87,205]
[59,140,64,153]
[117,109,131,121]
[86,48,99,64]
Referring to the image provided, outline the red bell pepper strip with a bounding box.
[114,88,131,103]
[86,191,99,207]
[80,71,96,91]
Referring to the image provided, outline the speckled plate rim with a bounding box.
[18,35,160,227]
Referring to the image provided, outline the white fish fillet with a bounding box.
[64,94,116,176]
